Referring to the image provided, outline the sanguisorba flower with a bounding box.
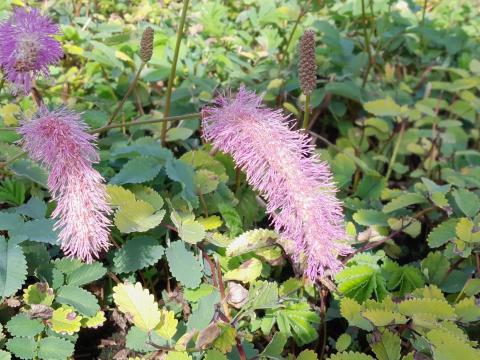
[0,7,63,94]
[18,107,111,262]
[202,86,351,279]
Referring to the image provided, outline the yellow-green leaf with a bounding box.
[50,306,83,335]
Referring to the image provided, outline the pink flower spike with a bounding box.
[18,107,111,262]
[202,86,351,279]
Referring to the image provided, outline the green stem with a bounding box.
[420,0,428,49]
[161,0,190,146]
[281,1,310,65]
[302,94,310,129]
[385,119,405,181]
[92,112,199,134]
[361,0,373,88]
[108,62,146,126]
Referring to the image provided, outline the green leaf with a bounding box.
[0,350,11,360]
[274,303,321,346]
[353,209,389,226]
[170,211,206,244]
[16,197,47,219]
[13,219,58,244]
[0,212,23,231]
[37,337,75,360]
[166,352,193,360]
[114,200,165,233]
[336,333,352,352]
[195,169,220,194]
[165,159,199,207]
[165,241,203,289]
[382,261,425,295]
[66,262,106,287]
[125,326,166,353]
[56,286,100,316]
[6,337,36,360]
[364,97,402,117]
[339,297,373,331]
[213,323,237,353]
[187,291,220,331]
[336,265,387,302]
[154,309,178,340]
[23,283,54,305]
[421,252,449,285]
[166,127,194,142]
[427,219,458,248]
[261,332,287,358]
[328,352,376,360]
[297,350,318,360]
[453,189,480,217]
[205,349,227,360]
[110,156,163,185]
[427,329,480,360]
[113,236,164,273]
[9,159,47,187]
[227,229,278,256]
[6,314,44,337]
[0,236,27,298]
[223,258,263,283]
[244,281,278,311]
[50,306,82,335]
[454,297,480,322]
[383,193,427,213]
[398,298,455,320]
[218,202,243,237]
[370,330,401,360]
[113,282,160,331]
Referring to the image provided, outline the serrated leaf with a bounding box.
[197,216,222,230]
[13,219,58,244]
[50,306,83,335]
[6,314,44,337]
[362,309,396,326]
[6,337,36,360]
[227,229,278,256]
[0,350,11,360]
[0,236,27,298]
[261,332,287,358]
[205,349,227,360]
[125,326,166,353]
[328,352,376,360]
[353,209,389,226]
[427,219,457,248]
[297,350,318,360]
[113,236,164,273]
[340,298,373,331]
[455,297,480,322]
[398,298,455,320]
[195,169,220,194]
[383,193,426,213]
[336,333,352,352]
[187,291,220,331]
[113,282,160,331]
[170,211,206,244]
[223,258,262,283]
[382,261,425,295]
[56,286,100,316]
[132,185,164,210]
[154,309,178,340]
[107,185,137,207]
[110,156,162,184]
[16,197,47,219]
[218,202,243,237]
[166,352,192,360]
[81,310,106,329]
[23,283,54,306]
[364,97,402,117]
[213,323,237,353]
[9,159,47,187]
[427,329,480,360]
[114,200,165,233]
[165,241,202,289]
[165,159,198,207]
[336,265,387,302]
[453,188,479,218]
[274,303,321,346]
[245,281,278,311]
[370,330,401,360]
[37,337,75,360]
[420,252,449,285]
[66,262,106,286]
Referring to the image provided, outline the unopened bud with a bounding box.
[298,30,317,95]
[140,26,154,63]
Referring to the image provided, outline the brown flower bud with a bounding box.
[298,29,317,95]
[140,26,154,63]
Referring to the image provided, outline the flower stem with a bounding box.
[302,94,310,129]
[92,112,199,134]
[161,0,190,146]
[385,119,406,181]
[108,62,146,126]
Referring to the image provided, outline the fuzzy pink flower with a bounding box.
[18,107,111,262]
[202,86,351,279]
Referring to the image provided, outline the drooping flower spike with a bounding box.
[0,7,63,94]
[18,107,111,262]
[202,86,351,279]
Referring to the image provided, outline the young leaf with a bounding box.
[427,329,480,360]
[154,309,178,340]
[165,241,203,289]
[50,306,83,335]
[223,258,262,283]
[370,330,401,360]
[226,229,278,256]
[112,282,160,331]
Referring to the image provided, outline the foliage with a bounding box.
[0,0,479,359]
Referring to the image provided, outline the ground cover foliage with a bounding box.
[0,0,479,359]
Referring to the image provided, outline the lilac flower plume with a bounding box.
[202,86,351,279]
[18,107,111,262]
[0,7,63,94]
